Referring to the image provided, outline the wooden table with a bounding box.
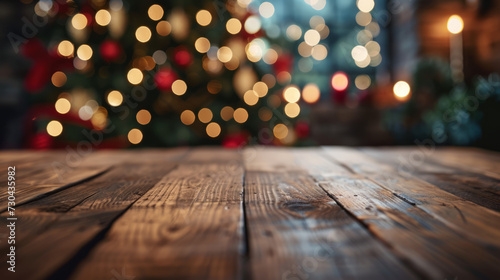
[1,147,500,280]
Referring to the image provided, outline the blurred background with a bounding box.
[0,0,499,150]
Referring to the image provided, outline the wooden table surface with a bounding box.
[1,147,500,280]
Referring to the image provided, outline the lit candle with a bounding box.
[447,15,464,83]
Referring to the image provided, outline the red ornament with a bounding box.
[173,47,193,68]
[222,132,249,148]
[295,121,310,139]
[273,53,293,76]
[30,132,53,150]
[154,68,178,91]
[100,40,122,62]
[22,39,73,93]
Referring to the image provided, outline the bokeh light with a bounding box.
[95,9,111,26]
[206,122,221,138]
[226,18,242,35]
[331,72,349,91]
[127,68,143,85]
[196,10,212,26]
[233,108,248,123]
[71,13,87,30]
[128,129,143,144]
[136,26,152,43]
[198,108,213,123]
[394,81,411,100]
[172,80,187,96]
[180,110,195,125]
[55,98,71,114]
[447,15,464,34]
[107,90,123,107]
[136,109,152,125]
[46,120,63,137]
[302,84,321,104]
[148,4,164,21]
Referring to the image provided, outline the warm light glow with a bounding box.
[206,122,221,138]
[79,105,94,121]
[156,21,171,36]
[221,106,234,121]
[298,42,313,57]
[72,13,87,30]
[51,71,67,87]
[107,90,123,107]
[311,44,328,61]
[136,26,152,43]
[180,110,195,125]
[283,86,301,103]
[172,80,187,96]
[447,15,464,34]
[233,108,248,123]
[77,44,93,61]
[263,49,278,65]
[273,124,288,140]
[284,103,300,118]
[226,18,242,35]
[136,109,151,125]
[355,75,371,90]
[91,107,108,130]
[394,81,411,100]
[253,82,268,97]
[302,84,321,104]
[127,68,143,85]
[365,41,380,57]
[351,45,369,62]
[128,129,143,144]
[304,29,321,46]
[286,25,302,41]
[57,40,74,57]
[356,12,372,26]
[217,46,233,63]
[259,2,275,18]
[310,15,325,29]
[55,98,71,114]
[95,9,111,26]
[148,4,164,21]
[244,16,261,34]
[243,90,259,106]
[196,10,212,26]
[198,108,213,123]
[331,72,349,91]
[357,0,375,13]
[47,120,63,137]
[195,37,211,53]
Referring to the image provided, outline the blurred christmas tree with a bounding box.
[22,0,305,149]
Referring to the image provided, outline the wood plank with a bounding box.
[433,147,500,180]
[0,151,182,280]
[361,147,500,212]
[0,152,110,212]
[292,148,500,279]
[321,147,500,249]
[243,147,418,280]
[68,148,245,280]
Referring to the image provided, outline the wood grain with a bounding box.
[0,151,182,280]
[69,148,245,280]
[1,147,499,280]
[243,147,418,280]
[286,148,500,279]
[361,147,500,212]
